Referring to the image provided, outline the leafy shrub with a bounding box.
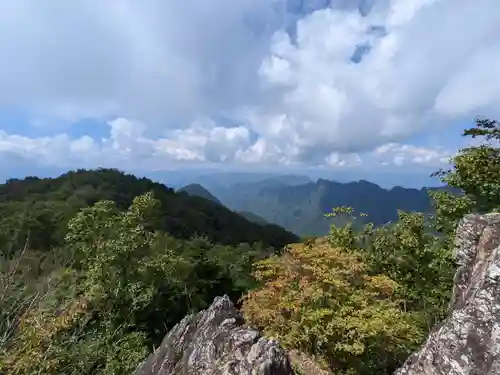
[327,207,455,331]
[241,238,423,375]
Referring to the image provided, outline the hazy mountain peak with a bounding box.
[178,183,222,205]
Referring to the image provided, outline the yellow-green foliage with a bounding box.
[241,238,424,375]
[3,296,90,374]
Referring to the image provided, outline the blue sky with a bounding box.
[0,0,499,187]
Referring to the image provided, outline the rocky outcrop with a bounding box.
[132,295,293,375]
[395,213,500,375]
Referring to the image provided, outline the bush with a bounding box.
[241,238,423,375]
[327,207,455,331]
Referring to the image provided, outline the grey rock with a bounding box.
[395,213,500,375]
[132,295,293,375]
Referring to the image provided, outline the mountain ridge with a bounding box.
[0,168,298,250]
[205,176,459,236]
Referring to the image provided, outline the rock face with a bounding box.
[132,295,294,375]
[395,213,500,375]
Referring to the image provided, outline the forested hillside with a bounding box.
[1,119,499,375]
[0,169,297,374]
[0,169,298,254]
[237,211,269,225]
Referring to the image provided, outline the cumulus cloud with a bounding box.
[372,143,451,167]
[0,0,499,168]
[0,118,454,172]
[0,118,258,169]
[248,0,500,162]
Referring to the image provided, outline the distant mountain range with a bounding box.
[146,168,442,190]
[180,175,459,237]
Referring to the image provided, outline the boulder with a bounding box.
[132,295,293,375]
[395,213,500,375]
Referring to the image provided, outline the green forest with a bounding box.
[1,118,499,375]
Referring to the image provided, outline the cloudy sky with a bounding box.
[0,0,499,184]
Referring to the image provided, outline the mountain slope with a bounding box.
[237,211,269,225]
[178,183,275,227]
[177,183,222,205]
[0,168,298,250]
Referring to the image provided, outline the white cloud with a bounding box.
[372,142,451,167]
[0,118,453,171]
[0,0,499,168]
[246,0,500,162]
[158,120,254,163]
[324,152,362,167]
[0,118,257,169]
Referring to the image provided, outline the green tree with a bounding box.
[2,192,270,375]
[430,118,500,235]
[2,193,188,374]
